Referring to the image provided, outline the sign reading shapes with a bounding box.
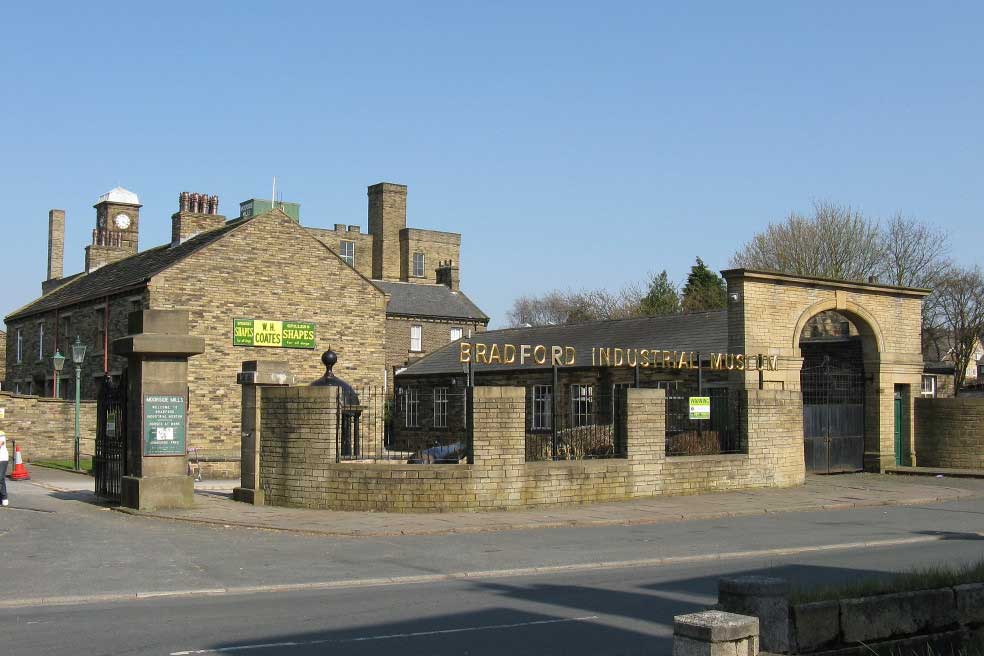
[689,396,711,420]
[233,319,316,349]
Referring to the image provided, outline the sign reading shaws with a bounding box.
[233,319,316,349]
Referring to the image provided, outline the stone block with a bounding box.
[791,601,840,652]
[673,611,759,656]
[718,576,789,653]
[840,589,958,643]
[955,582,984,625]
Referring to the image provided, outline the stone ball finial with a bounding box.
[321,346,337,376]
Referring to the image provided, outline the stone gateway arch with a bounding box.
[722,269,927,473]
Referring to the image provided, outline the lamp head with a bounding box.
[71,336,87,365]
[52,350,66,372]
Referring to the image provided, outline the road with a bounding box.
[2,475,983,655]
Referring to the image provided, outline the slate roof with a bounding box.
[398,310,728,376]
[374,281,488,322]
[6,218,250,322]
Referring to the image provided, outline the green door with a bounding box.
[894,395,904,466]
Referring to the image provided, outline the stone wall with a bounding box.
[385,316,485,375]
[914,398,984,469]
[0,391,96,460]
[399,228,461,284]
[257,386,805,512]
[0,331,6,386]
[307,225,374,279]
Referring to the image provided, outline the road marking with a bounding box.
[0,534,962,610]
[169,616,600,654]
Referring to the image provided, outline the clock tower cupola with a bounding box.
[85,186,142,273]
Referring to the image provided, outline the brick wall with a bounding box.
[256,385,806,512]
[0,391,96,460]
[399,229,461,284]
[385,316,485,374]
[307,226,374,279]
[914,398,984,469]
[151,211,387,456]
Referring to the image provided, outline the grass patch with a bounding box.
[791,558,984,604]
[30,458,93,475]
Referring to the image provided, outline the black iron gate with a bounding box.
[801,360,865,474]
[94,370,127,501]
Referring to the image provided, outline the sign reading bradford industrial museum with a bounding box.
[459,342,780,371]
[143,394,187,456]
[233,319,316,349]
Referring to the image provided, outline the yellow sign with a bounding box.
[233,319,316,349]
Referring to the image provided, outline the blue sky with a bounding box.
[1,2,981,329]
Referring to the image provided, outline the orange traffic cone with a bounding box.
[10,445,30,481]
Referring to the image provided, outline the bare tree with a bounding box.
[923,265,984,392]
[731,201,883,281]
[880,213,950,288]
[505,286,645,327]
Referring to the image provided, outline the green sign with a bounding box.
[689,396,710,420]
[233,319,316,349]
[143,395,186,456]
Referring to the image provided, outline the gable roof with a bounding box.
[6,218,250,322]
[374,281,488,322]
[398,310,728,376]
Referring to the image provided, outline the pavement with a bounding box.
[24,464,984,537]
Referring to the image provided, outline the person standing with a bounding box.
[0,431,8,507]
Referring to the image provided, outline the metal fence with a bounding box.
[526,384,627,461]
[665,386,745,456]
[345,385,472,463]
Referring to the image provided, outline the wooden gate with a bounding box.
[94,370,127,501]
[802,360,865,474]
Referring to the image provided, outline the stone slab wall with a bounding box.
[257,386,805,512]
[0,391,96,460]
[915,398,984,469]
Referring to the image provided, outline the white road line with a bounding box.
[169,615,600,655]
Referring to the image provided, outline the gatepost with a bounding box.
[234,360,295,505]
[113,310,205,510]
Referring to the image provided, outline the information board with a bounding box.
[143,394,187,456]
[233,319,316,349]
[689,396,710,420]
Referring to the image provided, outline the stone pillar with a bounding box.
[625,387,664,497]
[471,386,524,508]
[234,360,295,505]
[113,310,205,511]
[673,610,759,656]
[717,575,789,653]
[743,389,805,488]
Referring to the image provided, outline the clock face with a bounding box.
[114,213,131,230]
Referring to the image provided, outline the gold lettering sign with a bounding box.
[460,341,781,371]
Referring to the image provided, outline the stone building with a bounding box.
[4,182,487,457]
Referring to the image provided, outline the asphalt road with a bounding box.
[4,537,984,656]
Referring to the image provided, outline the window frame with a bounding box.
[37,322,44,362]
[531,384,553,431]
[412,252,425,277]
[450,327,463,342]
[16,328,22,364]
[920,374,937,398]
[410,324,422,352]
[433,387,449,428]
[403,388,419,428]
[571,384,593,427]
[339,239,356,267]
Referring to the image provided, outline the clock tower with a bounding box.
[85,186,142,273]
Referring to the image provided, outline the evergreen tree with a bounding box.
[681,257,726,312]
[639,270,680,316]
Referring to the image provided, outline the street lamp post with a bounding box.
[52,350,66,399]
[71,337,87,472]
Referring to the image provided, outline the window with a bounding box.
[95,308,107,354]
[403,388,419,427]
[410,325,422,352]
[59,315,71,353]
[412,252,425,277]
[339,240,355,267]
[433,387,448,428]
[921,375,937,398]
[450,327,463,341]
[16,329,22,364]
[532,385,553,430]
[571,385,593,427]
[839,321,851,336]
[37,323,44,361]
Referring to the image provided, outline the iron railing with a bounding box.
[526,385,627,461]
[665,386,745,456]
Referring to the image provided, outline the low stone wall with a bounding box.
[256,386,805,512]
[914,398,984,469]
[0,391,97,461]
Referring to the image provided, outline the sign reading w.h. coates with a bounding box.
[233,319,316,349]
[459,342,780,371]
[143,394,187,456]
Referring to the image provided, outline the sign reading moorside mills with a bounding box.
[233,319,316,349]
[143,394,186,456]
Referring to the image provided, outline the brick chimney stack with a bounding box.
[436,259,459,291]
[367,182,407,281]
[47,209,65,281]
[171,191,225,246]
